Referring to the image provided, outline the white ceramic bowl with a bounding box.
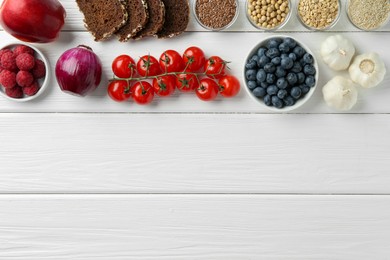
[0,42,49,102]
[243,35,319,112]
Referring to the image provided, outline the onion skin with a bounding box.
[55,45,102,96]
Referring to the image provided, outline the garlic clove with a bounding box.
[349,52,386,88]
[320,35,355,71]
[322,76,358,111]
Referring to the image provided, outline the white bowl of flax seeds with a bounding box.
[194,0,239,31]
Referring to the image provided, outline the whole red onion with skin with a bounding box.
[55,45,102,97]
[0,0,66,43]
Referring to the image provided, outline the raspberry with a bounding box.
[32,59,46,79]
[0,48,12,59]
[13,45,34,57]
[0,70,17,89]
[5,86,23,98]
[16,71,34,87]
[1,51,17,71]
[23,81,40,96]
[16,53,35,71]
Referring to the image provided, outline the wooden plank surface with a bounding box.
[0,0,389,258]
[0,195,389,259]
[0,113,389,194]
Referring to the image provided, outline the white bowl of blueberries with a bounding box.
[244,36,318,111]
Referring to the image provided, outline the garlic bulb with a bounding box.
[322,76,358,111]
[349,52,386,88]
[320,35,355,71]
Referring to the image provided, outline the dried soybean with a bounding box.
[247,0,290,29]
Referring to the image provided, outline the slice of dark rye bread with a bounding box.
[116,0,149,41]
[76,0,128,41]
[157,0,189,38]
[133,0,165,39]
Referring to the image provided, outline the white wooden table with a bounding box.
[1,0,390,258]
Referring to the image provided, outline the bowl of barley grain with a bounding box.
[297,0,341,31]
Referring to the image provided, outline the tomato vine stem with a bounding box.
[110,60,228,83]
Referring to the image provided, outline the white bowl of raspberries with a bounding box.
[0,43,48,101]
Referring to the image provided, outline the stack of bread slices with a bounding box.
[76,0,189,41]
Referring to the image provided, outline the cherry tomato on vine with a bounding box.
[196,78,219,101]
[137,55,161,77]
[204,56,226,79]
[152,75,176,97]
[218,75,240,98]
[176,73,199,92]
[107,80,132,102]
[131,81,154,105]
[159,50,185,73]
[183,46,206,72]
[112,55,136,78]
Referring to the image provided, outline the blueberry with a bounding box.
[256,69,266,82]
[297,72,305,84]
[275,66,287,78]
[299,58,306,66]
[283,37,297,49]
[299,84,310,94]
[264,94,272,106]
[286,72,298,85]
[303,64,316,75]
[281,53,289,59]
[272,96,284,108]
[266,48,280,59]
[266,73,276,84]
[257,47,267,57]
[245,60,257,69]
[305,75,316,87]
[250,54,259,63]
[278,43,290,54]
[303,53,314,64]
[258,55,270,67]
[281,57,293,70]
[264,63,276,73]
[284,95,295,106]
[277,89,288,99]
[267,85,278,95]
[260,82,269,88]
[267,39,280,49]
[253,87,266,98]
[271,57,281,65]
[276,77,288,89]
[288,53,297,61]
[291,62,302,73]
[245,69,256,81]
[247,80,257,90]
[293,46,306,58]
[291,87,302,99]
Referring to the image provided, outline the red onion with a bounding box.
[55,45,102,96]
